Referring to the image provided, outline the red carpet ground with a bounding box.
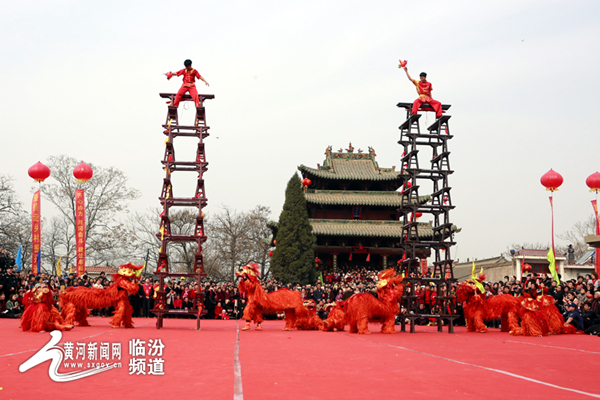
[1,317,599,399]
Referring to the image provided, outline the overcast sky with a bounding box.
[2,0,599,263]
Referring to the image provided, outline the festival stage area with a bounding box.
[1,317,599,400]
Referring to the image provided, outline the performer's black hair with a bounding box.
[419,72,427,77]
[184,59,192,67]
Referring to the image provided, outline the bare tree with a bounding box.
[40,155,140,267]
[0,175,31,267]
[557,215,596,260]
[508,242,550,252]
[246,205,273,277]
[204,205,272,282]
[126,208,200,273]
[126,208,162,271]
[168,208,199,273]
[127,205,273,280]
[0,175,21,217]
[41,217,63,274]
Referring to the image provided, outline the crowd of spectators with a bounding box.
[406,271,600,334]
[1,249,599,335]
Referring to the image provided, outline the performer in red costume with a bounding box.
[402,66,443,118]
[165,59,209,108]
[21,284,73,333]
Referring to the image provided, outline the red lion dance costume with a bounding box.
[59,263,143,328]
[344,268,404,334]
[455,275,489,333]
[321,301,346,332]
[536,291,576,334]
[236,263,307,331]
[294,299,324,330]
[510,297,550,337]
[21,284,73,332]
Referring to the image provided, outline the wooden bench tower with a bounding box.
[151,93,214,329]
[396,102,459,333]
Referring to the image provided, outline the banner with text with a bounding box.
[75,189,85,277]
[31,190,41,275]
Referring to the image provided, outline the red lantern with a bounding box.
[273,240,277,245]
[522,264,532,273]
[73,162,93,183]
[302,178,312,187]
[268,251,273,257]
[28,162,51,183]
[540,169,563,192]
[416,212,423,219]
[586,172,600,193]
[315,257,322,264]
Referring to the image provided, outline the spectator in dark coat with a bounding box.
[563,303,584,331]
[581,302,599,330]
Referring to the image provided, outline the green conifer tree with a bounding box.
[270,173,317,284]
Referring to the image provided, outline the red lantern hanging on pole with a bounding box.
[540,169,563,192]
[73,162,93,183]
[586,172,600,275]
[541,169,562,284]
[28,162,50,275]
[73,162,93,277]
[586,172,600,193]
[28,161,51,183]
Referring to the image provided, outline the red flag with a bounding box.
[75,189,86,277]
[31,191,41,275]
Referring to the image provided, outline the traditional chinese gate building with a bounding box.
[297,144,433,271]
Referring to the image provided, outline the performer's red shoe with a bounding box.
[255,325,262,331]
[241,323,251,331]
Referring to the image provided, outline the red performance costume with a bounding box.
[344,268,404,334]
[21,285,73,333]
[174,68,202,107]
[166,60,209,108]
[411,79,442,117]
[294,299,324,331]
[321,301,346,332]
[59,263,143,328]
[401,63,443,118]
[236,263,308,331]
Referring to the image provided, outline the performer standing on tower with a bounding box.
[402,65,443,118]
[165,59,209,108]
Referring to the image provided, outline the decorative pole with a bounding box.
[28,162,51,275]
[540,169,563,284]
[586,172,600,275]
[73,162,93,278]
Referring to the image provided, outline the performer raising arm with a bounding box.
[403,66,443,118]
[165,59,209,108]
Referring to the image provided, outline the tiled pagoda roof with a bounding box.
[305,190,429,207]
[309,219,438,239]
[298,144,402,181]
